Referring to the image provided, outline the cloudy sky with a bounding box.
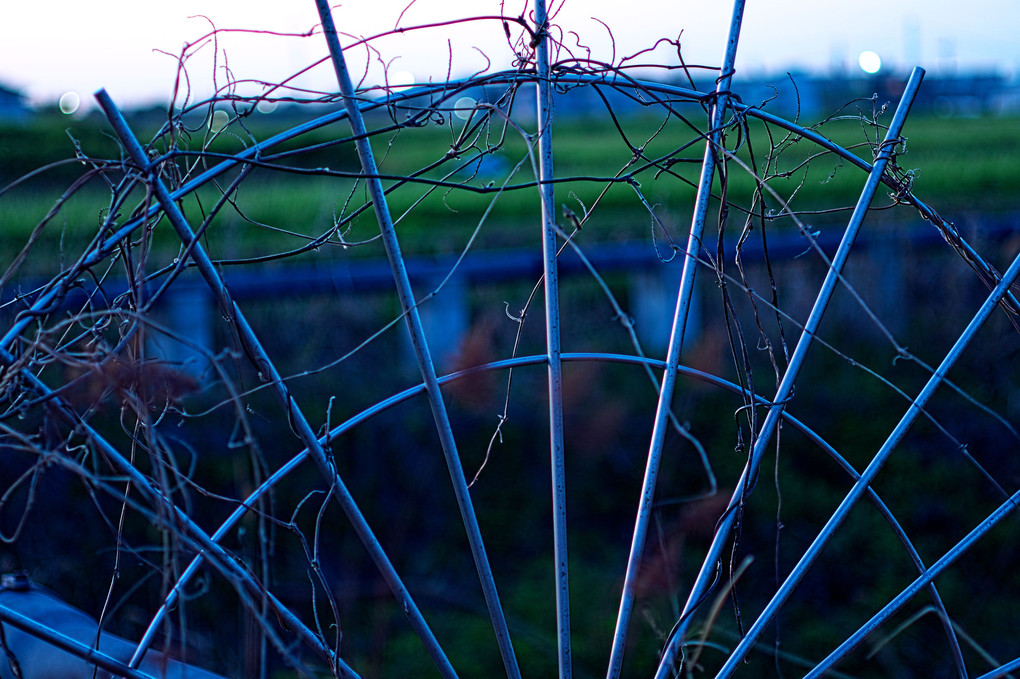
[2,0,1017,110]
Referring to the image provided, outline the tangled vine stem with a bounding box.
[0,2,1018,678]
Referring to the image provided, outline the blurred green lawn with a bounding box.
[2,109,1018,277]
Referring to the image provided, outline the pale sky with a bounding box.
[1,0,1017,110]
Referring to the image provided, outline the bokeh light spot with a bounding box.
[59,91,80,115]
[454,96,476,121]
[210,109,229,133]
[858,50,882,74]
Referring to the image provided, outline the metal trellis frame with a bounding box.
[0,1,1017,678]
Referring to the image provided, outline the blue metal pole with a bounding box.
[533,0,572,676]
[0,602,158,679]
[94,88,456,679]
[716,192,1020,676]
[976,657,1020,679]
[130,451,311,668]
[655,66,926,678]
[311,3,521,677]
[805,486,1020,678]
[606,2,746,676]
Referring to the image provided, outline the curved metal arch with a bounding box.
[133,351,963,674]
[0,65,946,360]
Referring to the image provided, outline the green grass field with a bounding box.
[1,107,1018,277]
